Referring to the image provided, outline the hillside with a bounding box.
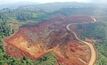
[0,2,107,65]
[4,15,96,65]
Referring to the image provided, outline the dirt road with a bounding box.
[66,17,97,65]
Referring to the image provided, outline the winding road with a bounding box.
[66,17,97,65]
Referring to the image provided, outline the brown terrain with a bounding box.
[4,15,96,65]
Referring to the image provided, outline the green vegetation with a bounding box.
[80,22,106,40]
[95,39,107,65]
[0,8,48,24]
[34,53,57,65]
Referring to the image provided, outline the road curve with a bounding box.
[66,18,97,65]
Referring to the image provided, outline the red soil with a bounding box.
[4,15,94,65]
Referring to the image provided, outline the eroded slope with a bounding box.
[4,16,96,65]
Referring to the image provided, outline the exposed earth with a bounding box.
[4,15,97,65]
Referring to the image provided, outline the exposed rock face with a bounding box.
[4,16,94,65]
